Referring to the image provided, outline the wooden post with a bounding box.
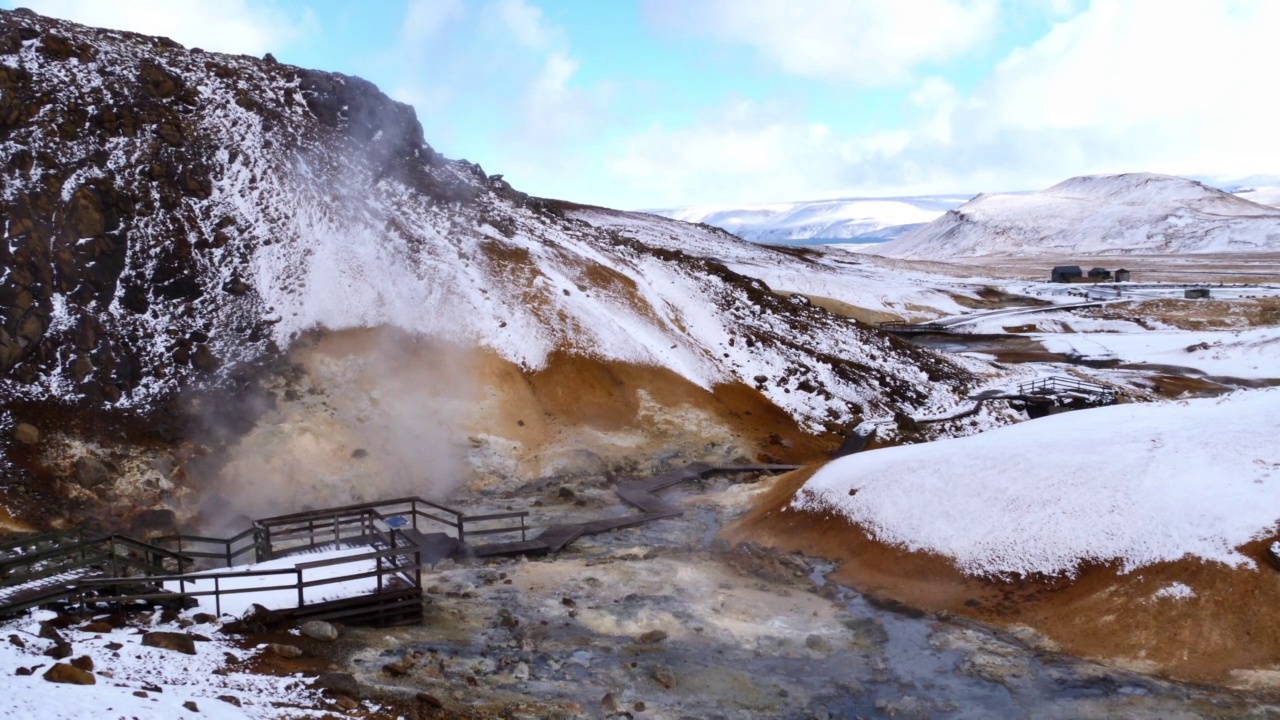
[297,569,304,609]
[457,515,466,545]
[377,554,383,594]
[215,576,221,617]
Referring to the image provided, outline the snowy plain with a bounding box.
[794,388,1280,577]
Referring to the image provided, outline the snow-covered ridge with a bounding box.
[795,388,1280,577]
[0,9,976,437]
[647,196,966,244]
[873,173,1280,259]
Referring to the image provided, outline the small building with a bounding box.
[1051,265,1083,283]
[1087,267,1112,281]
[1185,287,1211,299]
[1114,268,1131,282]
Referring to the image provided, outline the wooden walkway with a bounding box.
[0,463,800,622]
[472,463,800,558]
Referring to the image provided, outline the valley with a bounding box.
[3,7,1280,720]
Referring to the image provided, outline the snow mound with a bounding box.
[874,173,1280,258]
[794,388,1280,577]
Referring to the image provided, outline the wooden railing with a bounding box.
[151,526,267,569]
[1016,376,1110,396]
[877,321,950,334]
[75,541,424,619]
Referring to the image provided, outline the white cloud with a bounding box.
[645,0,1000,85]
[610,0,1280,206]
[401,0,464,47]
[11,0,316,56]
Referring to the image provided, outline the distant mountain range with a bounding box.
[872,173,1280,258]
[655,174,1280,257]
[647,196,967,244]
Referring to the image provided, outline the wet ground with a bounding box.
[343,473,1280,719]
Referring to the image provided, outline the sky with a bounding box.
[5,0,1280,209]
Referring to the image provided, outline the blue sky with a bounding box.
[7,1,1280,208]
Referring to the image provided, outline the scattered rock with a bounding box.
[141,631,197,655]
[805,634,834,653]
[299,620,338,642]
[266,643,302,659]
[651,664,676,689]
[15,666,33,676]
[601,692,620,713]
[511,662,530,682]
[216,695,241,707]
[44,643,72,659]
[350,448,368,459]
[637,629,668,644]
[313,671,360,698]
[333,696,358,711]
[70,655,94,672]
[192,613,218,625]
[8,634,25,648]
[133,691,148,698]
[105,642,123,651]
[416,692,444,708]
[382,661,409,677]
[13,423,39,444]
[43,662,95,685]
[183,700,199,712]
[73,455,111,488]
[80,621,114,634]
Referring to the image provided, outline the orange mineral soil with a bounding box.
[724,465,1280,688]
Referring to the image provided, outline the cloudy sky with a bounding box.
[6,0,1279,209]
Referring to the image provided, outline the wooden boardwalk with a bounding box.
[0,463,801,622]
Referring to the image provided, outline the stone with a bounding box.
[299,620,338,642]
[805,634,834,653]
[80,621,114,633]
[216,695,241,707]
[15,666,33,676]
[70,655,94,672]
[313,671,360,698]
[141,631,197,655]
[650,664,675,689]
[73,456,111,488]
[266,643,302,659]
[13,423,38,444]
[8,634,25,648]
[382,661,409,677]
[511,662,529,682]
[333,696,358,711]
[183,700,199,712]
[43,662,95,685]
[637,629,668,644]
[415,692,443,708]
[44,643,72,659]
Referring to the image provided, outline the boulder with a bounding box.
[13,423,39,444]
[266,643,302,659]
[70,655,94,672]
[43,662,95,685]
[313,671,360,698]
[73,456,111,488]
[637,629,668,644]
[298,620,338,642]
[141,631,197,655]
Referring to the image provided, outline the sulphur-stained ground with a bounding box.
[334,471,1277,719]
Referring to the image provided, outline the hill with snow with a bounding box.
[0,10,977,528]
[793,388,1280,578]
[873,173,1280,259]
[649,196,965,244]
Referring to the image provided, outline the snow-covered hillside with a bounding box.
[795,388,1280,577]
[0,9,979,500]
[873,173,1280,259]
[649,196,964,244]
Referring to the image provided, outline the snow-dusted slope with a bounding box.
[874,173,1280,259]
[795,388,1280,577]
[649,196,964,244]
[0,8,976,459]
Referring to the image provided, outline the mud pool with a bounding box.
[343,474,1277,719]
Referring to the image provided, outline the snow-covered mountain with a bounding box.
[0,9,977,525]
[649,196,966,244]
[873,173,1280,259]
